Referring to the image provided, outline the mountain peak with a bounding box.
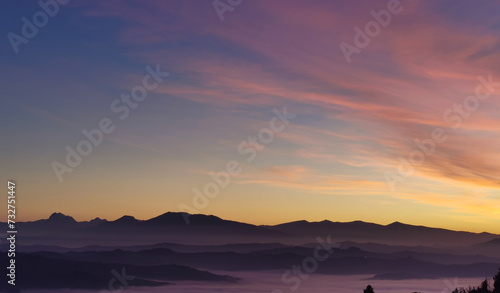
[387,221,405,226]
[89,217,107,224]
[146,212,226,225]
[113,215,138,224]
[48,212,76,224]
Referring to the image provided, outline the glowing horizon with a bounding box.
[1,1,499,234]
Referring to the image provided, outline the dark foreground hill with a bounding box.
[0,253,238,291]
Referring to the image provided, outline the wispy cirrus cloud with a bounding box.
[5,0,500,227]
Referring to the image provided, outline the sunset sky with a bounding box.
[1,0,499,233]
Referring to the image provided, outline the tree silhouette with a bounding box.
[493,268,500,293]
[478,279,490,293]
[364,285,375,293]
[451,274,498,293]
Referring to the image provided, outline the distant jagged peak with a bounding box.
[48,212,76,223]
[89,217,107,224]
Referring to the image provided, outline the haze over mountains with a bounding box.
[2,212,500,291]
